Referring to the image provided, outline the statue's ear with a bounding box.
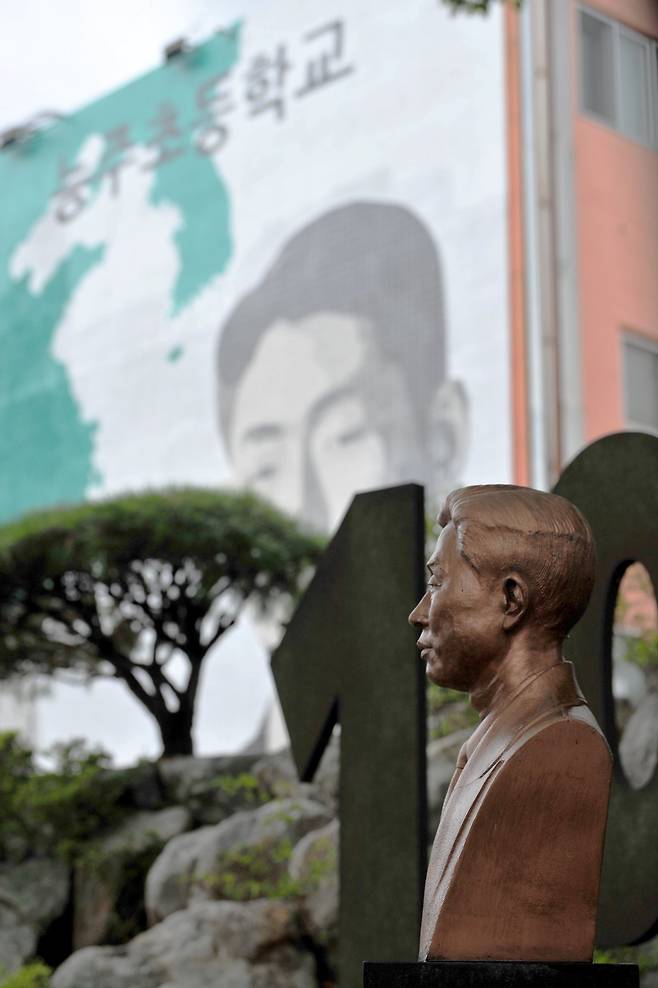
[501,572,529,631]
[426,378,469,499]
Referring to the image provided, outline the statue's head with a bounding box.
[216,201,468,532]
[409,484,596,693]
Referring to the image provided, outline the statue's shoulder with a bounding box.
[498,699,612,774]
[477,709,613,842]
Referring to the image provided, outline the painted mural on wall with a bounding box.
[219,201,468,531]
[0,0,510,755]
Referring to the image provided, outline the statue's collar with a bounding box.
[458,660,587,780]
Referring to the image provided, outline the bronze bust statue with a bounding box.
[409,485,612,963]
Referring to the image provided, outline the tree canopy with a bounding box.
[0,489,323,756]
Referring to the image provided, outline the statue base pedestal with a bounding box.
[363,961,639,987]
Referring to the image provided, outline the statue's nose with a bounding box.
[408,594,428,628]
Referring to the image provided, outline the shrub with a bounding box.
[0,962,51,988]
[0,732,126,863]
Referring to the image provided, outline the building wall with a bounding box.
[0,3,512,760]
[571,0,658,441]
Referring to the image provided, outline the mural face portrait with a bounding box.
[218,201,469,531]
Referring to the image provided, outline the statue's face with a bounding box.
[409,523,506,693]
[228,313,421,531]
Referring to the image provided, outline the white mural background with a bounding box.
[3,0,510,760]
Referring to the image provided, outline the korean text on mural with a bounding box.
[53,20,354,223]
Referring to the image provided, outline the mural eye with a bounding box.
[337,425,367,447]
[250,463,278,483]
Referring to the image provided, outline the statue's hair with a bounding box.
[439,485,596,640]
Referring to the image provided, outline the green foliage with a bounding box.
[196,832,336,903]
[613,563,658,668]
[595,941,658,974]
[0,488,323,755]
[200,839,298,901]
[0,962,51,988]
[0,731,127,864]
[210,772,269,805]
[427,683,463,712]
[623,632,658,669]
[427,683,479,739]
[297,833,337,892]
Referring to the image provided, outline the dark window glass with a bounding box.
[580,11,616,124]
[624,340,658,430]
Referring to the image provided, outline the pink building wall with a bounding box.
[572,0,658,442]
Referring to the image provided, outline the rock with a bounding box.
[74,806,192,950]
[121,761,166,811]
[0,901,37,975]
[157,754,259,804]
[0,857,69,927]
[157,754,265,825]
[313,732,340,810]
[145,797,333,924]
[0,858,69,972]
[51,945,154,988]
[103,806,192,855]
[250,748,321,808]
[52,900,316,988]
[251,749,299,799]
[144,825,215,926]
[619,692,658,790]
[637,933,658,986]
[289,820,339,947]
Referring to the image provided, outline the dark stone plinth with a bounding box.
[363,961,639,988]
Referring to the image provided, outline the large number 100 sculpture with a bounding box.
[272,432,658,988]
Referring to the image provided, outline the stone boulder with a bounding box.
[313,733,340,810]
[0,858,69,974]
[157,754,266,826]
[251,752,320,808]
[52,899,316,988]
[619,691,658,790]
[0,901,38,976]
[289,819,339,957]
[251,750,299,800]
[251,741,338,812]
[74,806,191,949]
[145,797,332,924]
[120,760,166,811]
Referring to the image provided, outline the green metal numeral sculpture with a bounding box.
[272,484,427,988]
[555,431,658,947]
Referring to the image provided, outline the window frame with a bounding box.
[578,4,658,152]
[622,330,658,434]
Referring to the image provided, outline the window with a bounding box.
[581,11,615,124]
[579,7,658,150]
[619,32,651,143]
[623,336,658,432]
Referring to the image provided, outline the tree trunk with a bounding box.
[157,703,195,757]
